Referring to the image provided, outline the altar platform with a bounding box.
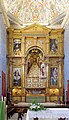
[13,102,69,108]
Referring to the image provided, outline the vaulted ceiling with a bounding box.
[1,0,69,28]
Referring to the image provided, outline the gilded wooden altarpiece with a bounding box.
[7,24,64,103]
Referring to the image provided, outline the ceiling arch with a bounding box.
[3,0,69,26]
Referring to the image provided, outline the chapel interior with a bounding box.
[0,0,69,119]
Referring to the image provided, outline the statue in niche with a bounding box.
[50,67,58,85]
[50,39,58,52]
[13,68,21,86]
[40,59,47,78]
[41,62,45,76]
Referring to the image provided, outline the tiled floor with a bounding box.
[8,113,18,120]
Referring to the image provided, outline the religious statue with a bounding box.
[40,61,46,78]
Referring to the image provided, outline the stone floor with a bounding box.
[8,113,26,120]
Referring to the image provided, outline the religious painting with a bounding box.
[26,40,32,48]
[37,39,44,48]
[50,67,58,86]
[13,68,21,86]
[13,39,21,52]
[50,39,58,52]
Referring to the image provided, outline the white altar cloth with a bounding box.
[26,108,69,120]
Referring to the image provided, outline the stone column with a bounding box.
[21,35,25,88]
[58,33,64,55]
[58,59,63,88]
[46,35,50,55]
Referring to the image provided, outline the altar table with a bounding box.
[26,108,69,120]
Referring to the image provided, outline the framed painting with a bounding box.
[13,68,21,86]
[50,67,58,86]
[13,39,21,52]
[50,39,58,52]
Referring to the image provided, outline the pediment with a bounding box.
[22,24,51,34]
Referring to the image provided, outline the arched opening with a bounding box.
[25,47,46,102]
[26,47,43,75]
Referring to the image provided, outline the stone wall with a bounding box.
[64,23,69,91]
[0,13,7,97]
